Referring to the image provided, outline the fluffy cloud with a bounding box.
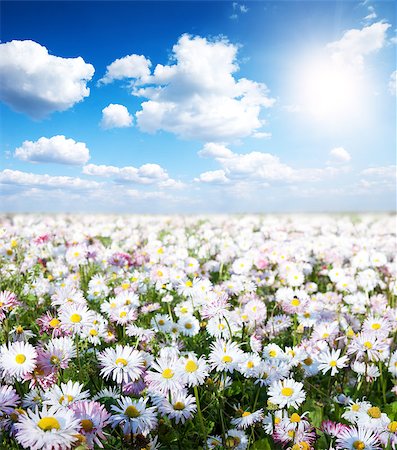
[0,40,94,118]
[100,104,133,129]
[14,135,90,165]
[98,54,151,85]
[329,147,351,163]
[326,21,391,69]
[196,143,349,184]
[198,143,233,159]
[129,34,274,141]
[83,163,182,188]
[194,170,229,184]
[0,169,99,190]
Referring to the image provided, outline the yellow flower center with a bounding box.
[247,361,254,369]
[59,395,74,404]
[50,355,60,365]
[274,417,281,424]
[353,441,365,450]
[269,350,277,357]
[291,298,300,307]
[242,411,251,417]
[89,329,98,336]
[162,368,174,379]
[15,354,26,364]
[158,319,165,325]
[173,402,185,410]
[185,360,198,373]
[125,405,140,418]
[222,355,233,363]
[371,323,381,330]
[281,387,294,397]
[303,357,313,366]
[49,318,60,328]
[16,325,24,334]
[322,333,329,338]
[185,323,193,329]
[115,358,128,366]
[37,417,60,431]
[70,314,82,323]
[290,413,301,423]
[367,406,381,418]
[329,360,337,367]
[121,283,130,290]
[218,323,225,330]
[119,311,127,318]
[185,280,193,287]
[81,419,94,432]
[388,421,397,432]
[351,404,360,412]
[180,307,188,314]
[364,341,372,349]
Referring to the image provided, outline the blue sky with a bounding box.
[0,0,395,213]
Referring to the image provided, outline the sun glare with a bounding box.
[295,54,365,123]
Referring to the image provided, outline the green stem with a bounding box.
[193,385,208,449]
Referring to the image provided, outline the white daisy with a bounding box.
[98,345,145,385]
[110,396,157,435]
[43,380,90,410]
[0,341,37,381]
[317,348,349,376]
[209,339,244,373]
[15,404,80,450]
[336,425,381,450]
[158,391,197,424]
[267,378,306,409]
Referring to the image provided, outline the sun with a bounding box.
[294,53,365,123]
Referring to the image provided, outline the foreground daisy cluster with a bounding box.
[0,214,396,450]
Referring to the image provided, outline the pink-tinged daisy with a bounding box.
[379,421,397,449]
[336,426,381,450]
[36,312,66,338]
[0,290,20,321]
[0,341,37,381]
[267,378,306,409]
[321,420,350,437]
[71,400,110,449]
[225,429,249,450]
[110,396,157,435]
[98,345,145,385]
[0,384,20,415]
[15,404,80,450]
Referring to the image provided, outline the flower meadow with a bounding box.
[0,214,396,450]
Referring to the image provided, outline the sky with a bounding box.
[0,0,396,213]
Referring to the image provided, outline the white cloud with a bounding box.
[100,104,133,129]
[230,2,249,19]
[0,40,94,118]
[198,143,234,159]
[252,131,272,139]
[326,21,391,70]
[389,71,396,95]
[195,170,229,184]
[0,169,99,190]
[98,54,151,85]
[329,147,351,163]
[196,144,350,184]
[131,34,275,141]
[361,165,396,178]
[83,162,182,188]
[14,135,90,165]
